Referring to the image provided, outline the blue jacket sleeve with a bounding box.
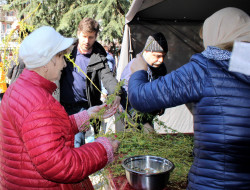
[128,57,206,112]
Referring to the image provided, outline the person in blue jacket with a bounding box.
[128,7,250,190]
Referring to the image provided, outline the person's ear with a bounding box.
[43,64,48,72]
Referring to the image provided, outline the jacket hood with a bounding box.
[73,40,107,57]
[92,41,107,57]
[70,41,107,65]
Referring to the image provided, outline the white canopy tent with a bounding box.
[117,0,250,133]
[117,0,165,80]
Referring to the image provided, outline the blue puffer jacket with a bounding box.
[128,53,250,190]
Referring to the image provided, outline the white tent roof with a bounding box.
[118,0,250,80]
[125,0,164,24]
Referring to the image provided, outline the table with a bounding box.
[108,173,135,190]
[107,172,169,190]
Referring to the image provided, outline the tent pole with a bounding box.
[128,26,133,61]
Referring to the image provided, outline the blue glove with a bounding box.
[74,132,85,148]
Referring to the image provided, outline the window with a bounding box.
[2,24,5,32]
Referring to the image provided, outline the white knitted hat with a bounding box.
[19,26,75,69]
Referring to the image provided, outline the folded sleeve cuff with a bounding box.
[95,137,114,164]
[73,110,90,132]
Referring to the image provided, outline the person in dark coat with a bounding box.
[120,32,168,132]
[128,7,250,190]
[60,18,122,146]
[7,58,25,84]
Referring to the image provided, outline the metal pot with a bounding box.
[122,155,174,190]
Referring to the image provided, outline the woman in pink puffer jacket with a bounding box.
[0,26,119,190]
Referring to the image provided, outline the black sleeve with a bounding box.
[100,59,119,95]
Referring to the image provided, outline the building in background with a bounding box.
[0,1,18,54]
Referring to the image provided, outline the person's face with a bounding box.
[77,31,97,51]
[143,51,166,68]
[46,54,66,81]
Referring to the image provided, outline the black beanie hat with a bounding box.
[144,32,168,53]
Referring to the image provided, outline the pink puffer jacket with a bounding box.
[0,69,108,189]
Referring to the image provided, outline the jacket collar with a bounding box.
[73,41,107,57]
[71,41,107,66]
[202,46,231,60]
[19,69,57,94]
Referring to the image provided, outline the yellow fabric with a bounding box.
[0,62,7,93]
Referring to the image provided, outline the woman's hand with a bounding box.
[95,136,120,164]
[131,53,148,73]
[87,104,117,120]
[109,96,123,112]
[107,137,120,153]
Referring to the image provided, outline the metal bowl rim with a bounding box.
[121,155,175,176]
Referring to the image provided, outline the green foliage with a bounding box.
[82,77,193,189]
[89,80,193,189]
[1,4,35,72]
[5,0,132,43]
[99,131,194,189]
[88,79,125,132]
